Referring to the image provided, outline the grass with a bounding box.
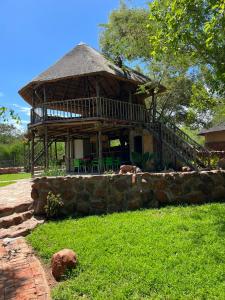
[0,181,14,187]
[27,204,225,300]
[0,173,31,182]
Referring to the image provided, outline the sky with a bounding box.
[0,0,148,131]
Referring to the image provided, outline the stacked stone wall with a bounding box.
[31,171,225,216]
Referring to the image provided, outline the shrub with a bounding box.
[42,165,66,177]
[44,192,63,219]
[131,152,155,169]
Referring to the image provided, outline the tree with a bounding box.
[100,1,150,62]
[0,106,20,123]
[99,1,218,128]
[148,0,225,96]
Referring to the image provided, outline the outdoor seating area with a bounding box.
[73,156,121,173]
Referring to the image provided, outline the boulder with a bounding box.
[119,165,142,174]
[181,166,192,172]
[51,249,77,281]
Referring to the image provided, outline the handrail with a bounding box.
[155,111,211,155]
[30,97,152,125]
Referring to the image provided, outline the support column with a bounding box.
[54,141,58,160]
[66,130,70,172]
[152,90,156,122]
[129,129,134,164]
[31,131,35,177]
[44,126,49,169]
[98,130,103,173]
[95,78,100,117]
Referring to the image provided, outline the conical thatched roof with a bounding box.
[19,43,165,104]
[33,43,149,83]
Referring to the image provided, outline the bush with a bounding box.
[44,192,63,219]
[42,165,66,177]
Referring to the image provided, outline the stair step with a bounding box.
[0,217,44,239]
[0,210,34,229]
[0,202,33,218]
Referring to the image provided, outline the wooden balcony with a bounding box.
[30,97,152,126]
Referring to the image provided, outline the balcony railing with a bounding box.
[30,97,152,125]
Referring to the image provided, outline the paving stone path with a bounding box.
[0,180,33,215]
[0,237,50,300]
[0,180,50,299]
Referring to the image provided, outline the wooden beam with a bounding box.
[31,131,35,176]
[66,129,70,172]
[55,141,58,160]
[44,126,49,169]
[152,90,156,122]
[98,129,103,173]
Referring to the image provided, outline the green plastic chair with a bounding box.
[73,159,82,173]
[105,157,114,171]
[113,157,121,170]
[91,158,104,173]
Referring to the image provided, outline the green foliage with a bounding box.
[148,0,225,96]
[42,164,66,177]
[28,203,225,299]
[44,192,63,219]
[0,107,20,123]
[0,124,25,167]
[180,126,204,145]
[100,2,150,62]
[131,151,155,169]
[99,1,220,129]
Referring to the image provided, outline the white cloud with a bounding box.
[9,119,28,133]
[13,103,30,116]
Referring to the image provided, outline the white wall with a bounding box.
[74,139,84,159]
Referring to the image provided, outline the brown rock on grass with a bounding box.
[51,249,77,281]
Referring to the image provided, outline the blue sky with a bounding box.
[0,0,148,130]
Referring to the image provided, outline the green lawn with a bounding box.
[27,204,225,300]
[0,173,31,182]
[0,181,14,187]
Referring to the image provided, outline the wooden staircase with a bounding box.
[25,140,54,172]
[146,117,211,170]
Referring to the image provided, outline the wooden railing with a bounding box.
[30,97,152,125]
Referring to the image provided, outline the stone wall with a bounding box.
[0,167,23,174]
[31,171,225,217]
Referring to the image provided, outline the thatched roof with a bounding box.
[199,122,225,135]
[19,43,165,104]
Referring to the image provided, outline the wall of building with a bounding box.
[31,171,225,217]
[204,131,225,150]
[205,131,225,143]
[143,130,154,153]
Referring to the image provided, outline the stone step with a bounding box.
[0,217,44,239]
[0,210,34,229]
[0,201,33,218]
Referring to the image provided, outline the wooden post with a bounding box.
[129,129,134,164]
[158,123,163,169]
[129,91,132,121]
[44,126,49,169]
[55,141,58,161]
[43,85,47,121]
[66,130,70,172]
[152,90,156,122]
[31,131,35,176]
[96,78,101,117]
[98,130,102,173]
